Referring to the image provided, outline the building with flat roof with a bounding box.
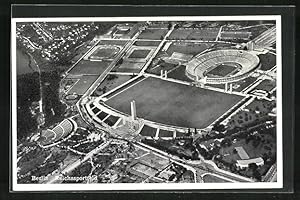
[236,157,264,169]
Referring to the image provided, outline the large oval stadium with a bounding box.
[185,49,260,84]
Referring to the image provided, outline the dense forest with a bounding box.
[17,72,40,139]
[17,70,66,140]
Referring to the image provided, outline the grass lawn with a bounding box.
[91,47,120,59]
[232,76,257,92]
[203,174,230,183]
[169,29,194,40]
[258,53,276,71]
[67,75,98,95]
[138,28,168,40]
[166,42,212,56]
[106,77,243,129]
[69,60,111,75]
[138,153,169,170]
[187,28,219,40]
[92,75,132,96]
[113,61,144,73]
[254,79,276,92]
[134,40,161,46]
[128,49,151,58]
[167,65,193,82]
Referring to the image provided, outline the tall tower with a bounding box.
[131,100,137,121]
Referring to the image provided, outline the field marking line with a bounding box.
[242,78,263,94]
[219,96,256,126]
[99,75,144,99]
[105,77,146,100]
[64,39,101,76]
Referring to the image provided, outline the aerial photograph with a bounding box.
[13,18,278,188]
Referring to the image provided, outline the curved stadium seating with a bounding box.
[185,49,259,84]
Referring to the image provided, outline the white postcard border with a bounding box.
[11,15,282,191]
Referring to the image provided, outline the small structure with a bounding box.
[131,100,137,121]
[235,146,264,169]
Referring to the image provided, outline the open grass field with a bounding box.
[203,174,230,183]
[138,28,168,40]
[92,74,132,96]
[131,163,158,177]
[138,153,170,169]
[90,46,120,59]
[187,28,219,40]
[167,65,193,82]
[258,53,276,71]
[67,75,98,95]
[134,40,161,46]
[232,76,257,92]
[128,49,151,59]
[69,60,111,75]
[169,29,194,40]
[166,42,212,56]
[254,79,276,92]
[114,61,145,73]
[106,77,243,129]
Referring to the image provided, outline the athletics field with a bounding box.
[105,77,243,129]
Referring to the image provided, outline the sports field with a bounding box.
[67,75,98,95]
[128,49,151,59]
[254,79,276,92]
[106,77,243,129]
[90,46,120,59]
[138,28,168,40]
[206,64,238,77]
[167,65,193,82]
[166,42,212,56]
[69,60,111,75]
[134,40,161,46]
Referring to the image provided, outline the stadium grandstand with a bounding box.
[185,49,260,84]
[38,118,77,146]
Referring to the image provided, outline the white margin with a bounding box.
[11,15,283,191]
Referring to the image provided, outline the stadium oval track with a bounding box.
[185,49,260,84]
